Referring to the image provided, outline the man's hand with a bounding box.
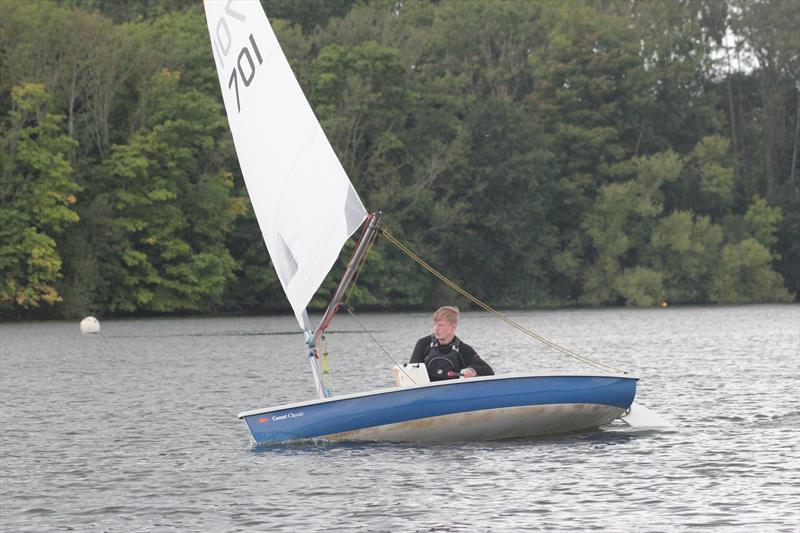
[462,367,477,378]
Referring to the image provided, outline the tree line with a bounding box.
[1,0,797,319]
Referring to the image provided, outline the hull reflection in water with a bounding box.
[239,374,637,444]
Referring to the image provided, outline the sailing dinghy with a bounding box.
[204,1,650,444]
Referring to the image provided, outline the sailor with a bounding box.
[410,306,494,381]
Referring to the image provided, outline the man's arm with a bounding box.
[410,337,429,363]
[461,343,494,376]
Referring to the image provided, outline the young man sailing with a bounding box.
[410,306,494,381]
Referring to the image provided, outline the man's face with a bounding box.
[432,319,456,343]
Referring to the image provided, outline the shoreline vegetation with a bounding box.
[1,0,797,321]
[1,302,797,325]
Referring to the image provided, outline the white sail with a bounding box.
[204,0,367,328]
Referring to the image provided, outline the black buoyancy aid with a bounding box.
[423,335,465,381]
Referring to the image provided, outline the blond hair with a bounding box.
[432,306,459,324]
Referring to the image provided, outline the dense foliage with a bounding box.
[1,0,797,319]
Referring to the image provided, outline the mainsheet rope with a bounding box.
[326,223,422,385]
[379,227,628,375]
[344,306,421,385]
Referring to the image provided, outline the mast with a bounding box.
[305,211,383,398]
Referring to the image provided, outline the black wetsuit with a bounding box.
[410,335,494,381]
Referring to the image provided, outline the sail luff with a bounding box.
[203,0,367,328]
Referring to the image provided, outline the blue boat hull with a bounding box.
[239,374,637,444]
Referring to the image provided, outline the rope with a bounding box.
[380,228,627,375]
[319,338,334,395]
[344,307,420,384]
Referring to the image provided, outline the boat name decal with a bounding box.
[270,411,304,422]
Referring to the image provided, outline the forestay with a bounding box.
[203,0,367,328]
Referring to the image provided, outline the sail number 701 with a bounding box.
[228,34,263,112]
[211,2,262,113]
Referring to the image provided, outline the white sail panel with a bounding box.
[204,0,367,328]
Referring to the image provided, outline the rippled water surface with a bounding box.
[1,305,798,531]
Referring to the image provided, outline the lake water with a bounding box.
[1,305,798,531]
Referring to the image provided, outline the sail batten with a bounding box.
[204,0,367,327]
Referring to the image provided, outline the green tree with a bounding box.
[582,151,683,305]
[710,238,791,303]
[310,41,413,186]
[694,135,736,213]
[615,267,664,307]
[444,97,556,305]
[0,0,129,158]
[709,194,791,303]
[65,0,197,24]
[423,0,547,102]
[609,0,726,156]
[528,1,642,228]
[262,0,357,33]
[774,195,800,297]
[1,0,795,316]
[84,70,237,313]
[648,211,723,303]
[730,0,800,201]
[307,39,447,307]
[0,84,80,312]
